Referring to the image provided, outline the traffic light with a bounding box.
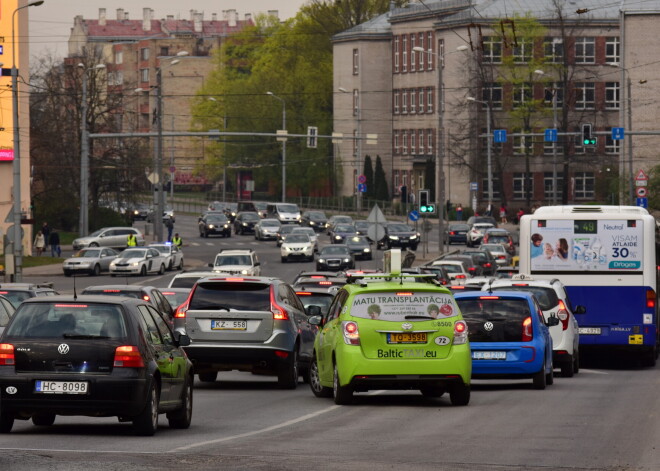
[581,123,596,146]
[419,190,435,213]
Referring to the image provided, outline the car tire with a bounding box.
[561,359,574,378]
[642,347,657,367]
[178,258,184,270]
[573,352,580,374]
[333,362,353,405]
[64,270,71,277]
[168,260,173,271]
[533,362,547,390]
[133,381,159,436]
[89,242,99,247]
[281,257,287,263]
[32,413,56,426]
[449,383,470,406]
[198,372,217,383]
[167,376,193,429]
[92,264,101,276]
[546,360,555,385]
[0,407,14,433]
[309,354,332,398]
[140,265,147,276]
[420,385,445,398]
[278,347,299,390]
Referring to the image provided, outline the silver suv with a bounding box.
[484,274,585,377]
[72,227,144,250]
[174,276,317,388]
[209,249,261,276]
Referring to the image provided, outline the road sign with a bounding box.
[544,129,557,142]
[409,210,420,222]
[358,174,366,184]
[637,197,648,208]
[5,225,24,245]
[493,129,507,143]
[470,182,478,191]
[636,187,648,198]
[147,172,159,184]
[612,127,625,140]
[635,169,649,181]
[276,129,288,142]
[357,183,367,193]
[169,166,176,173]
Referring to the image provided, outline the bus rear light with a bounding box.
[342,321,360,345]
[522,317,533,341]
[0,344,15,366]
[646,289,656,309]
[113,346,145,368]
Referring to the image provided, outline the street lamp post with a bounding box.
[532,69,559,204]
[79,63,106,237]
[10,0,44,282]
[608,62,634,204]
[266,92,287,202]
[466,97,493,212]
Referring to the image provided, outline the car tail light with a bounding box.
[342,321,360,345]
[497,255,506,260]
[647,289,656,309]
[113,346,145,368]
[468,267,476,274]
[174,300,188,319]
[557,300,570,331]
[449,231,456,236]
[522,316,533,341]
[455,274,466,279]
[0,344,15,366]
[453,320,468,345]
[271,288,289,320]
[142,295,150,302]
[319,281,332,286]
[296,292,311,296]
[513,283,528,287]
[484,263,492,268]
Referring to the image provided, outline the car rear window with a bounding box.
[349,291,459,321]
[189,282,271,311]
[456,298,531,342]
[490,286,559,310]
[6,303,127,339]
[0,291,32,308]
[488,235,510,244]
[296,293,334,314]
[170,276,205,288]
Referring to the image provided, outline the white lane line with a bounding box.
[579,369,609,375]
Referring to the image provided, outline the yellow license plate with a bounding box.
[629,335,644,345]
[387,332,427,344]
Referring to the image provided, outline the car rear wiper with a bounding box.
[404,315,433,320]
[63,334,109,339]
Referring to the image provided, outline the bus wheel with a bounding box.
[642,347,657,367]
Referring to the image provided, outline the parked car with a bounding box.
[0,283,59,309]
[316,245,355,271]
[307,276,471,405]
[454,290,558,389]
[62,247,119,277]
[109,247,168,276]
[173,275,317,388]
[486,274,585,377]
[345,235,373,260]
[0,295,16,336]
[276,224,298,247]
[482,228,516,256]
[0,296,193,435]
[377,223,420,250]
[301,210,329,232]
[72,227,145,251]
[148,243,184,271]
[210,249,261,276]
[281,234,315,263]
[233,212,260,235]
[444,223,470,245]
[330,223,358,244]
[481,243,512,266]
[198,213,232,238]
[466,223,495,247]
[325,215,353,235]
[81,285,174,324]
[255,218,282,241]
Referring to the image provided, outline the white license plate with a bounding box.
[472,351,507,360]
[579,327,602,335]
[35,380,88,394]
[211,320,247,330]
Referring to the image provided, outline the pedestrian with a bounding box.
[127,232,137,247]
[33,230,46,256]
[500,205,508,224]
[166,217,174,242]
[516,208,524,225]
[49,230,61,257]
[41,222,50,249]
[172,233,182,248]
[456,204,463,221]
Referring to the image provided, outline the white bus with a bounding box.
[519,205,658,366]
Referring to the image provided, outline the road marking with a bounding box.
[579,369,609,375]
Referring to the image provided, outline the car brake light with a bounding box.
[449,231,456,235]
[310,276,325,279]
[174,301,188,319]
[342,321,360,345]
[512,283,528,286]
[0,344,15,366]
[319,281,332,286]
[225,278,244,282]
[497,255,506,260]
[522,317,533,341]
[557,300,570,331]
[479,296,500,300]
[647,289,656,309]
[455,274,466,279]
[468,267,476,273]
[296,292,311,296]
[142,295,150,302]
[113,346,145,368]
[453,320,468,345]
[396,292,413,296]
[484,263,491,268]
[270,288,289,320]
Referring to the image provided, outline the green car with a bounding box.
[308,276,471,405]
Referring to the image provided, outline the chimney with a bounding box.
[99,8,106,26]
[268,10,279,20]
[167,15,174,21]
[244,13,252,23]
[116,8,124,21]
[228,9,237,27]
[212,13,217,22]
[222,10,228,20]
[143,8,152,31]
[190,9,195,21]
[124,12,129,20]
[193,12,203,33]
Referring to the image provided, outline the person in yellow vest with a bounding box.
[127,233,137,247]
[172,233,182,248]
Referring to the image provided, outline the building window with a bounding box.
[544,84,564,108]
[605,82,620,110]
[115,51,123,64]
[418,172,424,190]
[605,127,620,154]
[427,129,434,154]
[394,91,400,115]
[543,172,564,200]
[402,131,408,155]
[419,130,425,153]
[605,37,620,63]
[418,33,425,70]
[352,89,359,116]
[140,68,149,82]
[481,176,501,200]
[575,37,595,64]
[543,138,556,156]
[402,35,408,73]
[513,38,532,63]
[426,32,434,70]
[513,172,533,200]
[353,48,359,75]
[427,87,433,113]
[160,46,169,57]
[410,90,416,114]
[394,131,400,154]
[411,130,416,154]
[418,89,425,113]
[410,34,416,72]
[482,36,502,64]
[141,47,150,61]
[483,83,503,110]
[574,82,595,110]
[394,36,400,73]
[402,170,408,188]
[513,131,532,155]
[513,83,532,109]
[402,90,408,114]
[544,37,563,63]
[574,172,595,199]
[394,170,400,189]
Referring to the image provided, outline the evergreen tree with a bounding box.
[363,155,374,199]
[374,156,389,201]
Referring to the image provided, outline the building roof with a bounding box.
[333,12,392,41]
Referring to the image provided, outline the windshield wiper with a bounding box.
[63,334,108,339]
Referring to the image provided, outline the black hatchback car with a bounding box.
[377,223,420,250]
[199,213,232,238]
[233,212,260,235]
[301,210,328,232]
[0,296,193,435]
[316,245,355,271]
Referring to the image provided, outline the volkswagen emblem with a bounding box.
[5,386,17,395]
[401,322,413,331]
[58,344,70,354]
[484,322,494,331]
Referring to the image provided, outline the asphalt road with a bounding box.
[7,213,659,470]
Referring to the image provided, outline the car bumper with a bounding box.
[110,266,142,275]
[317,260,352,271]
[470,343,546,377]
[282,250,314,258]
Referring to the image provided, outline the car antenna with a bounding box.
[487,277,494,294]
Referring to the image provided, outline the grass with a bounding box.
[22,256,64,268]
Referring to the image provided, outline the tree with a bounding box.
[363,155,374,198]
[373,156,389,201]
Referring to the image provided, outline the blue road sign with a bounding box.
[544,129,558,142]
[612,127,625,140]
[493,129,507,143]
[637,197,648,208]
[470,182,478,191]
[357,183,367,193]
[409,210,420,222]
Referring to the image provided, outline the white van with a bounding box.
[267,203,301,224]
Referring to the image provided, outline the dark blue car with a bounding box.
[330,224,357,244]
[454,291,558,389]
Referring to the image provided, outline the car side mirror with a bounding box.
[546,316,560,327]
[574,305,587,314]
[255,262,261,266]
[208,263,213,268]
[308,315,323,326]
[306,305,322,317]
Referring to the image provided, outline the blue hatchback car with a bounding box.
[454,291,558,389]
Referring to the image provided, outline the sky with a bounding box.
[28,0,308,60]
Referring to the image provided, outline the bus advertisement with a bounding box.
[519,205,658,366]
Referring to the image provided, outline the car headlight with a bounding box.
[304,246,311,251]
[241,269,249,274]
[318,258,326,263]
[110,261,117,267]
[209,224,215,229]
[364,248,371,253]
[310,221,315,225]
[243,222,248,226]
[389,235,399,240]
[343,258,351,263]
[131,262,139,267]
[334,235,342,240]
[410,235,418,240]
[224,224,229,228]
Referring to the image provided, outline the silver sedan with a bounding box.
[62,248,119,277]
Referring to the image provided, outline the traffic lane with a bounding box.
[3,368,660,470]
